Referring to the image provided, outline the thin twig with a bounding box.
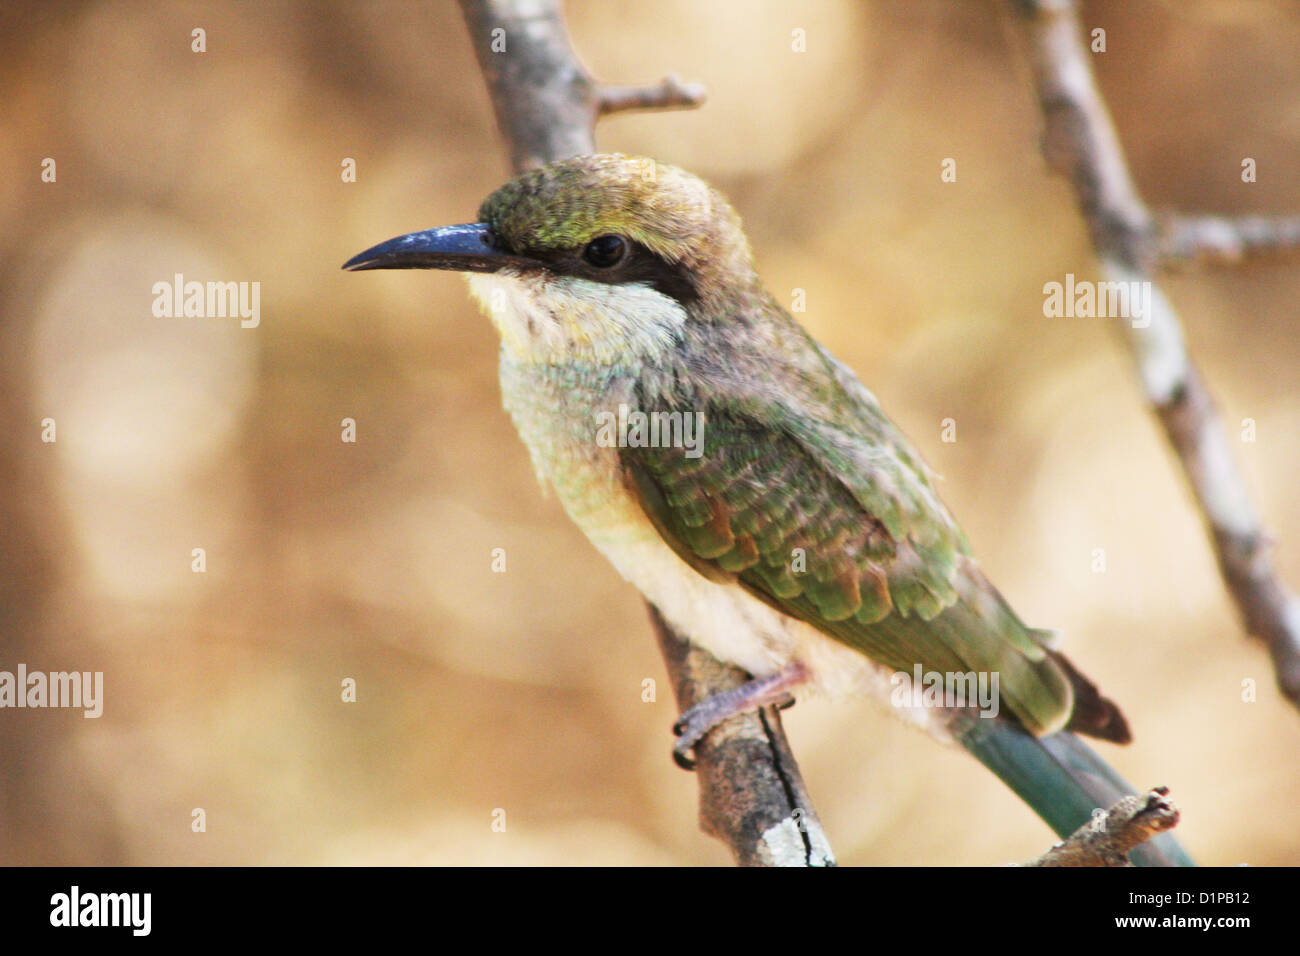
[597,74,707,116]
[1014,0,1300,708]
[1158,213,1300,268]
[456,0,833,866]
[1025,787,1181,867]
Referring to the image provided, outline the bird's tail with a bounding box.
[954,717,1195,867]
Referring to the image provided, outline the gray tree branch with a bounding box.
[1014,0,1300,710]
[456,0,834,866]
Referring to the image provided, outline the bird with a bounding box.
[345,153,1192,866]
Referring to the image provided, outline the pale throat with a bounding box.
[467,271,687,367]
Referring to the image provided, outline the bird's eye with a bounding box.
[582,234,628,268]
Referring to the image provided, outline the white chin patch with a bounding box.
[467,271,686,364]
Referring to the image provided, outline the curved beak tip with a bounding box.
[341,251,376,271]
[342,223,532,275]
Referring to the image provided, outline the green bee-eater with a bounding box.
[345,154,1192,866]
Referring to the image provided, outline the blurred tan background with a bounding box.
[2,0,1298,866]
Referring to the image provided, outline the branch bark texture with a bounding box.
[1026,787,1181,867]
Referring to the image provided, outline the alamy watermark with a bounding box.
[1043,273,1151,328]
[151,273,260,328]
[50,886,150,936]
[890,664,999,719]
[0,665,103,718]
[595,403,704,458]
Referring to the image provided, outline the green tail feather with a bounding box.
[955,718,1195,867]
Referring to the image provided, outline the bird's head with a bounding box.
[344,154,760,363]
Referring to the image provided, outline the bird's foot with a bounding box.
[671,661,809,770]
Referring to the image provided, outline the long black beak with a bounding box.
[342,223,536,273]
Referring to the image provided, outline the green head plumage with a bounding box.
[478,154,755,287]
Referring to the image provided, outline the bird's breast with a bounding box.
[492,355,930,719]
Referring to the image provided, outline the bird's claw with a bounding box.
[671,703,717,772]
[670,693,797,771]
[672,742,697,771]
[668,663,809,771]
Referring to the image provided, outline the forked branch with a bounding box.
[1015,0,1300,709]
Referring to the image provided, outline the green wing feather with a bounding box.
[620,356,1075,737]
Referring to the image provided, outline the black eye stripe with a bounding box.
[526,239,698,306]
